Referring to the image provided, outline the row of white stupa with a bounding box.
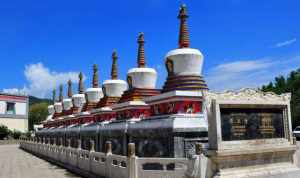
[46,4,205,119]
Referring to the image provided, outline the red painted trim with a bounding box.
[0,95,27,102]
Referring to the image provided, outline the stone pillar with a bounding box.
[128,143,137,178]
[60,138,64,147]
[195,143,203,155]
[77,139,81,150]
[105,141,112,154]
[293,137,297,145]
[90,140,95,152]
[67,139,71,148]
[105,141,112,178]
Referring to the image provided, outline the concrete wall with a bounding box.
[0,117,28,132]
[0,94,29,132]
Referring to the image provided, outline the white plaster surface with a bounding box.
[0,118,28,132]
[127,67,157,89]
[63,99,73,110]
[54,102,63,113]
[47,105,55,115]
[85,88,103,103]
[165,48,203,76]
[103,79,127,97]
[72,94,86,108]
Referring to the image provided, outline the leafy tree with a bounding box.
[11,130,22,139]
[28,102,49,131]
[0,124,10,140]
[261,69,300,128]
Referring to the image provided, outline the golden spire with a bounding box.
[59,84,63,102]
[137,32,146,68]
[52,89,56,104]
[92,64,99,88]
[78,72,84,94]
[111,50,118,79]
[67,79,73,98]
[178,4,190,48]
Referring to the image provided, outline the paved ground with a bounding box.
[0,144,82,178]
[1,143,300,178]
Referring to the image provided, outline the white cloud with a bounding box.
[274,38,297,48]
[2,88,27,96]
[206,55,300,91]
[214,59,273,73]
[3,63,82,98]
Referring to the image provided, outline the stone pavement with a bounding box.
[0,144,82,178]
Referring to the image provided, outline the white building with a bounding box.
[0,93,29,132]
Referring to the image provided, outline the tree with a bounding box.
[261,69,300,129]
[0,124,10,140]
[28,102,49,131]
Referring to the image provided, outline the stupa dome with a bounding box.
[126,33,157,89]
[127,68,157,89]
[63,98,73,110]
[103,79,127,97]
[72,94,86,108]
[48,105,55,115]
[85,88,103,102]
[162,4,208,92]
[165,48,203,76]
[85,64,104,103]
[54,102,63,113]
[103,51,128,97]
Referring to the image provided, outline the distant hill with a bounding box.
[29,96,52,106]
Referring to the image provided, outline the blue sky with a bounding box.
[1,0,300,98]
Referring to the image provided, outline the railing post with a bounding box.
[187,143,206,178]
[196,143,203,155]
[128,143,137,178]
[60,138,63,147]
[67,139,71,148]
[105,141,112,154]
[77,139,81,150]
[90,140,95,152]
[105,141,112,178]
[293,136,297,145]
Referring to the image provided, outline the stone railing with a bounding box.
[19,138,208,178]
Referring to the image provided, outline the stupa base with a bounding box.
[97,96,120,107]
[82,102,98,112]
[119,88,161,103]
[162,75,208,93]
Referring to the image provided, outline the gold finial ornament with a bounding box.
[92,64,99,88]
[111,50,118,79]
[137,32,146,68]
[67,79,73,98]
[59,84,63,102]
[178,4,190,48]
[79,72,84,94]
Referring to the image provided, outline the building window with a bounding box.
[6,102,16,115]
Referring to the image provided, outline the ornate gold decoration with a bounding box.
[127,76,133,89]
[165,58,174,76]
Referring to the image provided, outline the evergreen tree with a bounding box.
[261,69,300,128]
